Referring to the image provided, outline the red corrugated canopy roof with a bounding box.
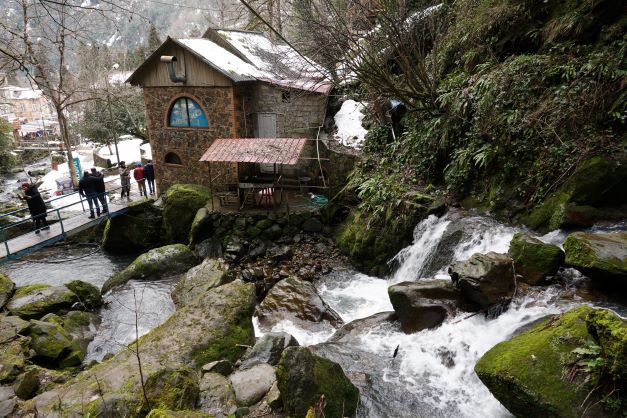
[200,138,307,165]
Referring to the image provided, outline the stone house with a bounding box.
[127,28,336,197]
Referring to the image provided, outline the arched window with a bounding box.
[164,152,183,165]
[168,97,208,128]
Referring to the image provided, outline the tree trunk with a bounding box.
[57,109,79,188]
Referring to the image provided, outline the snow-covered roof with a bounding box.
[128,29,332,94]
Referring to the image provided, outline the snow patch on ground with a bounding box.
[334,100,368,148]
[97,137,143,165]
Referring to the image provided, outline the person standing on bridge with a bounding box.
[144,160,155,196]
[79,171,100,218]
[20,182,49,234]
[90,168,108,214]
[119,161,131,201]
[133,162,147,197]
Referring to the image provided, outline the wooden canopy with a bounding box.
[199,138,307,165]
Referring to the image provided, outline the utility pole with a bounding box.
[104,68,120,166]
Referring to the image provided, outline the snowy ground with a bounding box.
[97,137,144,165]
[334,100,368,148]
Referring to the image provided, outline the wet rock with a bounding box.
[189,207,213,247]
[198,372,237,416]
[475,306,625,418]
[229,363,276,406]
[63,310,100,354]
[138,365,199,414]
[388,280,465,333]
[448,252,514,308]
[7,286,77,320]
[563,231,627,283]
[163,184,212,244]
[257,276,344,328]
[27,280,255,415]
[172,258,231,308]
[266,381,282,409]
[102,244,199,293]
[0,273,15,309]
[102,199,163,254]
[277,346,359,418]
[64,280,103,309]
[195,238,223,259]
[508,233,564,285]
[146,409,213,418]
[240,332,299,369]
[329,312,399,344]
[0,337,29,383]
[301,217,323,233]
[27,319,76,362]
[201,360,233,376]
[12,369,38,399]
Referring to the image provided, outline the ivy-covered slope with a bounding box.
[337,0,626,271]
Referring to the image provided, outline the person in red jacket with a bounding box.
[133,162,147,197]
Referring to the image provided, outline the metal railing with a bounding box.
[0,178,139,260]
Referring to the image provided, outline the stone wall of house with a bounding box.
[143,86,236,193]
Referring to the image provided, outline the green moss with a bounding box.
[13,284,51,299]
[163,184,212,244]
[0,336,29,382]
[190,311,254,365]
[475,305,595,417]
[255,219,273,230]
[246,226,262,238]
[586,308,627,379]
[0,273,15,303]
[137,366,199,415]
[64,280,102,309]
[563,232,627,279]
[146,409,213,418]
[508,233,564,284]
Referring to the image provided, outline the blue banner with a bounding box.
[73,157,82,185]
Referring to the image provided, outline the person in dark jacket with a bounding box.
[90,168,108,214]
[20,182,49,234]
[78,171,100,218]
[144,160,155,196]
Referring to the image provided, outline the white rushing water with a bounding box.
[268,210,585,417]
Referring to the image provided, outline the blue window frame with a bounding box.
[168,97,209,128]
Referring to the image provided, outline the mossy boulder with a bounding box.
[171,258,231,308]
[240,332,299,369]
[336,209,423,276]
[64,280,102,309]
[0,316,30,345]
[189,207,213,247]
[586,308,627,379]
[0,336,30,383]
[0,273,15,309]
[563,232,627,283]
[524,157,627,232]
[163,184,212,244]
[12,284,51,299]
[102,244,199,293]
[276,346,359,418]
[24,280,255,416]
[63,310,100,355]
[146,409,212,418]
[475,305,625,418]
[138,365,200,415]
[508,233,565,285]
[6,286,77,319]
[27,320,76,362]
[102,199,164,254]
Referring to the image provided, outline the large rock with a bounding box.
[229,363,276,406]
[102,244,199,293]
[388,280,465,333]
[508,233,564,285]
[563,231,627,283]
[257,276,343,328]
[475,306,626,418]
[329,312,399,345]
[102,199,164,254]
[0,273,15,309]
[171,258,231,308]
[163,184,212,244]
[6,286,77,319]
[276,346,359,418]
[240,332,299,369]
[64,280,103,309]
[524,157,627,231]
[138,365,200,415]
[146,410,213,418]
[0,337,30,383]
[63,310,100,354]
[188,207,213,247]
[27,320,76,362]
[0,316,30,345]
[448,252,514,307]
[25,280,256,416]
[198,372,237,416]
